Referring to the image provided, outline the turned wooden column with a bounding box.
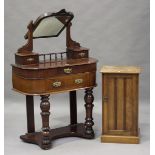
[40,95,51,149]
[84,88,94,137]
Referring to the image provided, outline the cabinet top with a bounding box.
[100,66,141,74]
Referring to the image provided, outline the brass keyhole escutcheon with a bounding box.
[64,68,72,74]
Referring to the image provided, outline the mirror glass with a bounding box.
[30,10,73,39]
[33,16,64,38]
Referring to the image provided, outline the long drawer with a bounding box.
[12,72,96,95]
[12,63,96,79]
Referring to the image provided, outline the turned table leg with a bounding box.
[84,88,94,137]
[26,95,35,133]
[40,95,51,149]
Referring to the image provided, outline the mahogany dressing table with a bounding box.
[11,9,97,149]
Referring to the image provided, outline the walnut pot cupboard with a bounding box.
[100,66,141,144]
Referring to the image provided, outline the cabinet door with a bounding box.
[102,74,138,136]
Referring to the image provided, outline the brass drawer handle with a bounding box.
[27,57,34,62]
[75,79,83,84]
[79,52,85,57]
[64,68,72,74]
[52,81,61,87]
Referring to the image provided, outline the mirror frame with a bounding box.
[25,9,74,39]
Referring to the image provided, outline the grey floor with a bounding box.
[4,95,150,155]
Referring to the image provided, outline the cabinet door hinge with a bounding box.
[103,96,108,101]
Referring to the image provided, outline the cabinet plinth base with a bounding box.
[101,134,140,144]
[20,123,94,149]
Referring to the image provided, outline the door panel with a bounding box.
[103,74,134,136]
[116,78,125,130]
[108,78,116,130]
[103,75,108,133]
[125,78,133,131]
